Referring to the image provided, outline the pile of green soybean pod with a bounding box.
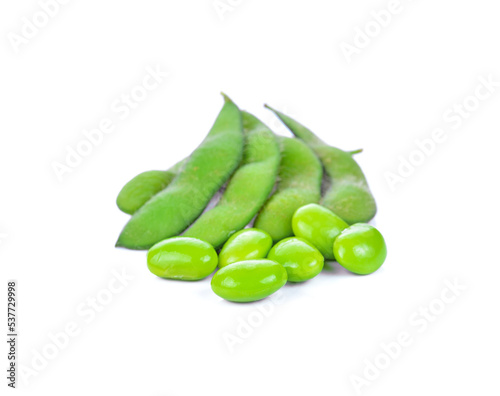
[116,94,387,303]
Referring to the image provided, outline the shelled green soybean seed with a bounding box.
[211,259,287,302]
[218,228,273,268]
[292,203,348,260]
[268,237,324,282]
[147,237,218,280]
[333,224,387,275]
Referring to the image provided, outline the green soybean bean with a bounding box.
[292,203,348,260]
[147,237,218,280]
[218,228,273,268]
[265,105,377,224]
[184,112,280,248]
[211,259,287,302]
[333,223,387,275]
[116,94,244,250]
[254,137,322,242]
[116,159,186,215]
[268,237,324,282]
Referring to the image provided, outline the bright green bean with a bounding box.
[292,203,348,260]
[254,136,322,242]
[211,259,287,302]
[267,237,324,282]
[333,224,387,275]
[116,94,244,250]
[147,237,218,280]
[265,105,377,224]
[183,112,280,248]
[218,228,273,268]
[116,159,186,215]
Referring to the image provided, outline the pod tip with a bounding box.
[349,148,364,155]
[221,92,232,103]
[264,104,281,116]
[115,234,127,248]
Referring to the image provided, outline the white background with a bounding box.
[1,1,500,395]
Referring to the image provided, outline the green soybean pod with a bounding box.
[265,105,377,225]
[116,159,186,215]
[147,237,218,280]
[211,259,287,302]
[183,111,280,248]
[254,136,322,242]
[116,94,244,250]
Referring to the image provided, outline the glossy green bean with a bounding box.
[292,203,348,260]
[254,136,322,242]
[267,237,324,282]
[218,228,273,268]
[184,112,280,248]
[265,105,377,224]
[147,237,218,280]
[211,259,287,302]
[116,94,244,250]
[333,223,387,275]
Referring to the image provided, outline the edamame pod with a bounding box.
[184,112,280,248]
[254,137,322,242]
[211,259,287,302]
[116,94,244,250]
[266,105,377,224]
[116,159,186,215]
